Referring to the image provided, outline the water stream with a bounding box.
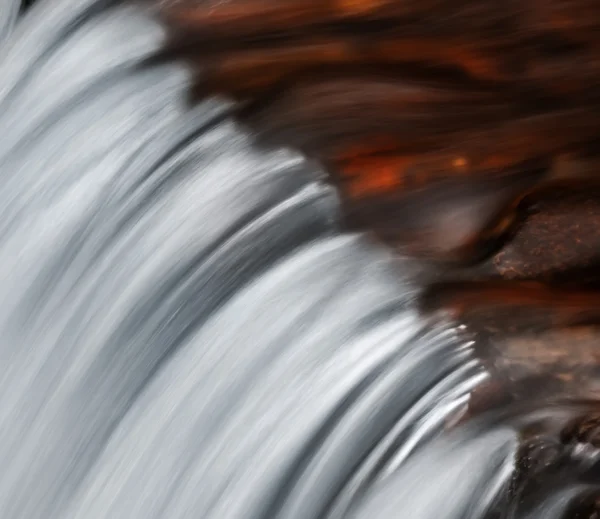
[0,1,598,518]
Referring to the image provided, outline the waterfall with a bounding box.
[0,1,525,518]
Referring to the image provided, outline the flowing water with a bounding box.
[0,1,599,518]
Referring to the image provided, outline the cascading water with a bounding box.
[0,1,598,518]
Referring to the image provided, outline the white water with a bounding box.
[0,2,524,518]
